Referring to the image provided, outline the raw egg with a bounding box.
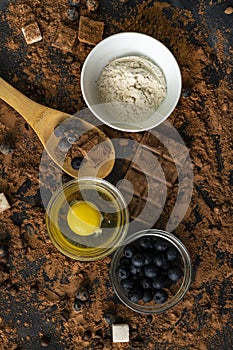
[67,200,103,236]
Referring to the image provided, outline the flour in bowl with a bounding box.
[97,55,167,124]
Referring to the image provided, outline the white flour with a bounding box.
[97,56,167,124]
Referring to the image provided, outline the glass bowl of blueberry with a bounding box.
[110,229,192,314]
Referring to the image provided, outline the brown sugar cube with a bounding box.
[78,16,104,45]
[22,22,42,45]
[225,7,233,14]
[0,193,11,213]
[52,26,77,52]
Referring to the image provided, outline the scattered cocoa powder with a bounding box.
[0,1,232,350]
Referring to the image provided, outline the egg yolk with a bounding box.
[67,201,103,236]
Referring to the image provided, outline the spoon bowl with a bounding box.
[0,78,115,178]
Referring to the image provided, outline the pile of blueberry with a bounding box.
[115,236,183,304]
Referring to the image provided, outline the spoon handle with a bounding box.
[0,77,47,128]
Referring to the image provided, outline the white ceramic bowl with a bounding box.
[81,32,182,132]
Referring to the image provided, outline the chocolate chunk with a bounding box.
[160,158,178,186]
[132,147,160,177]
[160,137,189,167]
[122,192,146,220]
[22,22,42,45]
[85,142,112,168]
[78,16,104,45]
[146,179,166,205]
[141,132,164,155]
[52,25,77,52]
[123,168,148,197]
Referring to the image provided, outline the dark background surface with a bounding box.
[0,1,232,350]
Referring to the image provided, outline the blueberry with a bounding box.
[130,265,143,277]
[167,246,178,261]
[116,265,129,279]
[154,252,168,268]
[152,276,168,289]
[103,311,116,324]
[154,289,168,304]
[141,277,152,290]
[124,244,137,258]
[142,290,154,303]
[131,253,145,267]
[128,288,143,303]
[130,265,137,275]
[0,142,14,155]
[163,278,172,288]
[58,138,70,152]
[143,251,154,265]
[67,7,78,21]
[182,88,192,98]
[75,288,89,301]
[120,278,134,292]
[144,264,158,279]
[168,266,183,281]
[132,275,138,281]
[138,237,154,249]
[154,238,168,251]
[71,157,83,170]
[161,260,171,271]
[54,124,65,137]
[68,0,80,7]
[120,256,131,265]
[73,299,83,311]
[67,134,78,144]
[135,266,144,277]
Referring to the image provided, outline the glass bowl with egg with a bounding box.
[46,177,129,261]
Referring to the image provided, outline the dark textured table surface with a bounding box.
[0,1,232,349]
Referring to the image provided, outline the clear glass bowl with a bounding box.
[110,229,192,314]
[46,177,129,261]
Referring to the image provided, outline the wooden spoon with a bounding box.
[0,78,115,178]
